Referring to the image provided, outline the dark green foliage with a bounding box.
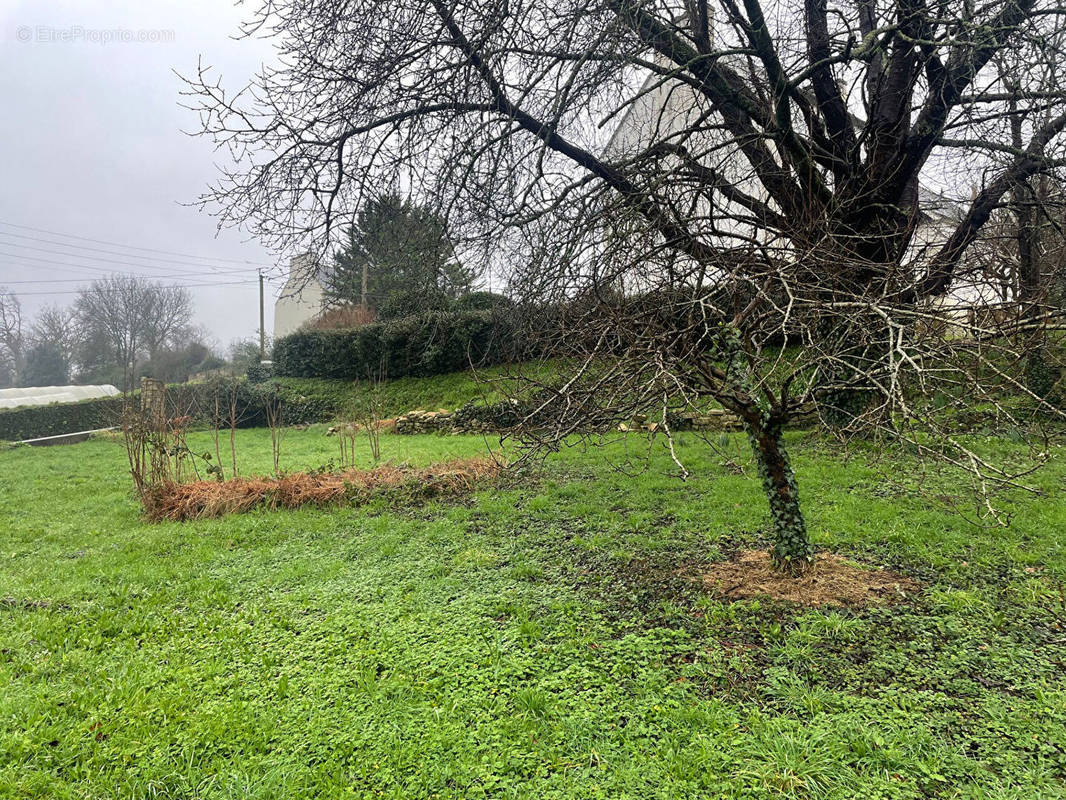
[452,291,514,313]
[324,192,476,309]
[18,341,70,387]
[0,395,125,441]
[246,362,273,383]
[165,380,340,429]
[377,288,451,320]
[1024,347,1062,401]
[273,310,515,380]
[0,379,346,441]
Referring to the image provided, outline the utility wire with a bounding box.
[0,219,275,266]
[12,279,260,297]
[0,231,266,273]
[0,269,258,285]
[0,250,254,279]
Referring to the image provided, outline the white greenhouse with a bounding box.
[0,384,121,410]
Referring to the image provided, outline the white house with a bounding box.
[274,253,326,338]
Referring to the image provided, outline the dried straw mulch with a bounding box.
[693,549,920,608]
[144,457,501,522]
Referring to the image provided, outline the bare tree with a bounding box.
[141,284,194,362]
[0,288,23,389]
[30,304,79,376]
[75,275,193,391]
[186,0,1066,572]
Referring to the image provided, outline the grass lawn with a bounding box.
[0,426,1064,798]
[275,359,571,420]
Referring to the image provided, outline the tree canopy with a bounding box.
[323,192,476,312]
[74,275,193,390]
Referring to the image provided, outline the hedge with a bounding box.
[246,362,274,383]
[452,291,514,313]
[273,310,516,380]
[0,379,347,442]
[0,395,127,442]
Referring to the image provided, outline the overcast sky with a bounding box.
[0,0,287,350]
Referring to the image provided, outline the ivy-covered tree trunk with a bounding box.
[746,417,813,574]
[721,327,813,574]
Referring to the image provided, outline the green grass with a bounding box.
[276,359,568,421]
[0,427,1065,798]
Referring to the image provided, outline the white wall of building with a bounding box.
[274,254,325,338]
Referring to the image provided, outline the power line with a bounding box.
[0,230,266,273]
[0,240,259,276]
[0,219,276,266]
[0,268,257,285]
[0,249,254,280]
[12,279,260,297]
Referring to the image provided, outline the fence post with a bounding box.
[140,377,166,431]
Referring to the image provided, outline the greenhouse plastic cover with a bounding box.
[0,384,121,410]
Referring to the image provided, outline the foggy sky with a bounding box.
[0,0,287,350]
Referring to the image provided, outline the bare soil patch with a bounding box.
[693,549,920,607]
[144,457,501,522]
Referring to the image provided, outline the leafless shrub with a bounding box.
[357,364,387,463]
[143,457,502,522]
[264,385,284,476]
[122,387,209,504]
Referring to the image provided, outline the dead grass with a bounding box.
[143,456,502,522]
[305,305,377,329]
[693,549,920,607]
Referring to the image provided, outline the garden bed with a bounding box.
[142,456,502,521]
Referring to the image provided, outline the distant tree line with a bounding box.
[0,275,255,391]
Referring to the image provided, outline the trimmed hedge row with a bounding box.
[274,310,515,380]
[0,395,127,441]
[0,380,347,442]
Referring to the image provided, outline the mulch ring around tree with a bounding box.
[690,549,921,608]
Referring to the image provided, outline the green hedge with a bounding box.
[0,395,127,441]
[164,381,337,429]
[246,362,274,383]
[273,310,515,380]
[0,379,349,442]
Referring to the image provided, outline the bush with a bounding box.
[453,291,514,312]
[1024,348,1063,402]
[0,379,348,442]
[377,289,451,320]
[167,379,340,429]
[0,395,126,442]
[273,310,516,380]
[246,362,274,383]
